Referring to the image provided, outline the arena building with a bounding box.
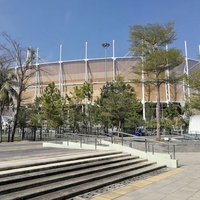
[22,42,200,120]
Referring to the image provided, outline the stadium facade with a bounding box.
[22,43,200,120]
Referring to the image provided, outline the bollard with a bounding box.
[148,142,150,152]
[80,136,82,148]
[67,135,69,146]
[168,142,170,154]
[145,139,147,153]
[111,132,113,144]
[152,144,154,155]
[95,137,97,150]
[173,144,175,159]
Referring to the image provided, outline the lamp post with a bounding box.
[102,43,110,82]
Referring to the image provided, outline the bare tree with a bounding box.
[0,33,36,142]
[0,66,18,142]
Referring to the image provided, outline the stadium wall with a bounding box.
[21,56,200,106]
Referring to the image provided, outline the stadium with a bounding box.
[23,42,200,120]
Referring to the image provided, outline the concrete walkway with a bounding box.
[0,141,93,169]
[91,152,200,200]
[0,142,200,200]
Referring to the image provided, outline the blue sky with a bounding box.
[0,0,200,62]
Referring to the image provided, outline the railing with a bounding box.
[43,132,108,150]
[184,132,200,140]
[107,131,176,159]
[43,130,177,159]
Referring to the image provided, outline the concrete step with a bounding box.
[0,158,147,195]
[0,151,166,200]
[30,164,165,200]
[0,156,142,190]
[0,150,123,172]
[0,161,164,200]
[0,151,132,178]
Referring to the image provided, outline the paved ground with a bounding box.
[0,141,200,200]
[0,141,93,169]
[91,152,200,200]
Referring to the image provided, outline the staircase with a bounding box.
[0,151,166,200]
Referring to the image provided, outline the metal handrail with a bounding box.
[107,131,176,159]
[46,131,176,159]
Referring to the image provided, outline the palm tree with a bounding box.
[0,66,18,142]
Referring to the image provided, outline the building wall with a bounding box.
[21,56,197,105]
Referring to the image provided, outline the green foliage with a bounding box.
[129,21,184,139]
[66,82,93,132]
[31,82,68,128]
[0,66,18,109]
[1,136,22,142]
[129,21,176,56]
[143,49,183,79]
[163,104,179,119]
[160,118,173,130]
[67,82,93,104]
[182,99,194,119]
[145,102,156,121]
[18,107,29,128]
[28,97,44,127]
[95,76,143,132]
[0,66,18,141]
[187,67,200,112]
[145,117,179,131]
[145,119,157,129]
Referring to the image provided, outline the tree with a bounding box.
[180,66,200,131]
[17,106,32,140]
[0,33,36,141]
[95,76,143,132]
[163,104,179,119]
[145,102,156,122]
[66,82,93,133]
[129,22,184,139]
[187,67,200,111]
[0,33,35,142]
[162,104,181,132]
[32,82,67,130]
[0,66,18,142]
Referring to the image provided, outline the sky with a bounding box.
[0,0,200,62]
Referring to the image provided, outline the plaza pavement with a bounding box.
[91,152,200,200]
[0,141,200,200]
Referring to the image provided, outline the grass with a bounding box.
[1,136,22,142]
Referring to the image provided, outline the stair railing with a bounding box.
[104,131,176,159]
[47,130,176,159]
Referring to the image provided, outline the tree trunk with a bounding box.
[0,116,2,143]
[156,84,161,140]
[7,125,11,142]
[33,126,36,141]
[22,127,25,140]
[11,93,21,142]
[0,108,4,142]
[11,110,18,142]
[118,120,121,138]
[11,121,17,142]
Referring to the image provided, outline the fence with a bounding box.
[42,130,177,159]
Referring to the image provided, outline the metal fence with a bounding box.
[42,130,177,159]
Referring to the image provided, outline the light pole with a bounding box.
[102,43,110,82]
